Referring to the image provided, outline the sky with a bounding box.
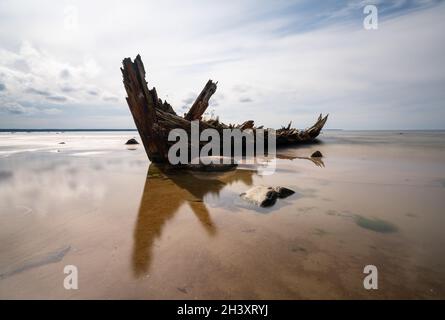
[0,0,444,130]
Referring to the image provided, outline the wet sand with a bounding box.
[0,130,444,299]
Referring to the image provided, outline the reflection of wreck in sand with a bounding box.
[276,153,325,168]
[132,164,255,277]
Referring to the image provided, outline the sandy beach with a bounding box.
[0,130,444,299]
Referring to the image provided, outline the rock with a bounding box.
[275,187,295,198]
[240,186,278,207]
[240,185,295,207]
[125,138,139,145]
[311,150,323,158]
[58,142,65,144]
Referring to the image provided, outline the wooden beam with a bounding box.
[121,55,168,162]
[184,80,217,121]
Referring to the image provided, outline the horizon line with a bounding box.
[1,128,445,132]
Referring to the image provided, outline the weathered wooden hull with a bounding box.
[121,55,328,164]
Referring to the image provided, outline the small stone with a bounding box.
[240,186,278,207]
[261,190,278,207]
[125,138,139,145]
[240,185,295,207]
[275,187,295,198]
[177,287,188,294]
[58,142,65,144]
[311,150,323,158]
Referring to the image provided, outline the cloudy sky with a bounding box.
[0,0,444,129]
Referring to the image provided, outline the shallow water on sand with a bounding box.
[0,130,444,299]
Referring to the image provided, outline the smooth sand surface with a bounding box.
[0,130,444,299]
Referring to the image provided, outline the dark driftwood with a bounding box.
[121,55,328,164]
[184,80,218,121]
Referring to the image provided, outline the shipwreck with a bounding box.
[121,55,328,164]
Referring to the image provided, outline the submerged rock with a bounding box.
[354,216,397,233]
[240,185,295,207]
[125,138,139,145]
[311,150,323,158]
[0,245,71,280]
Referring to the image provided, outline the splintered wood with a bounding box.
[121,55,328,163]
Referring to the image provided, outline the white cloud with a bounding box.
[0,0,444,129]
[0,102,37,115]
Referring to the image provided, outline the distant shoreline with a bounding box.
[0,129,138,132]
[1,129,444,133]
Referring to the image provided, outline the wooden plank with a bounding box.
[184,80,217,121]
